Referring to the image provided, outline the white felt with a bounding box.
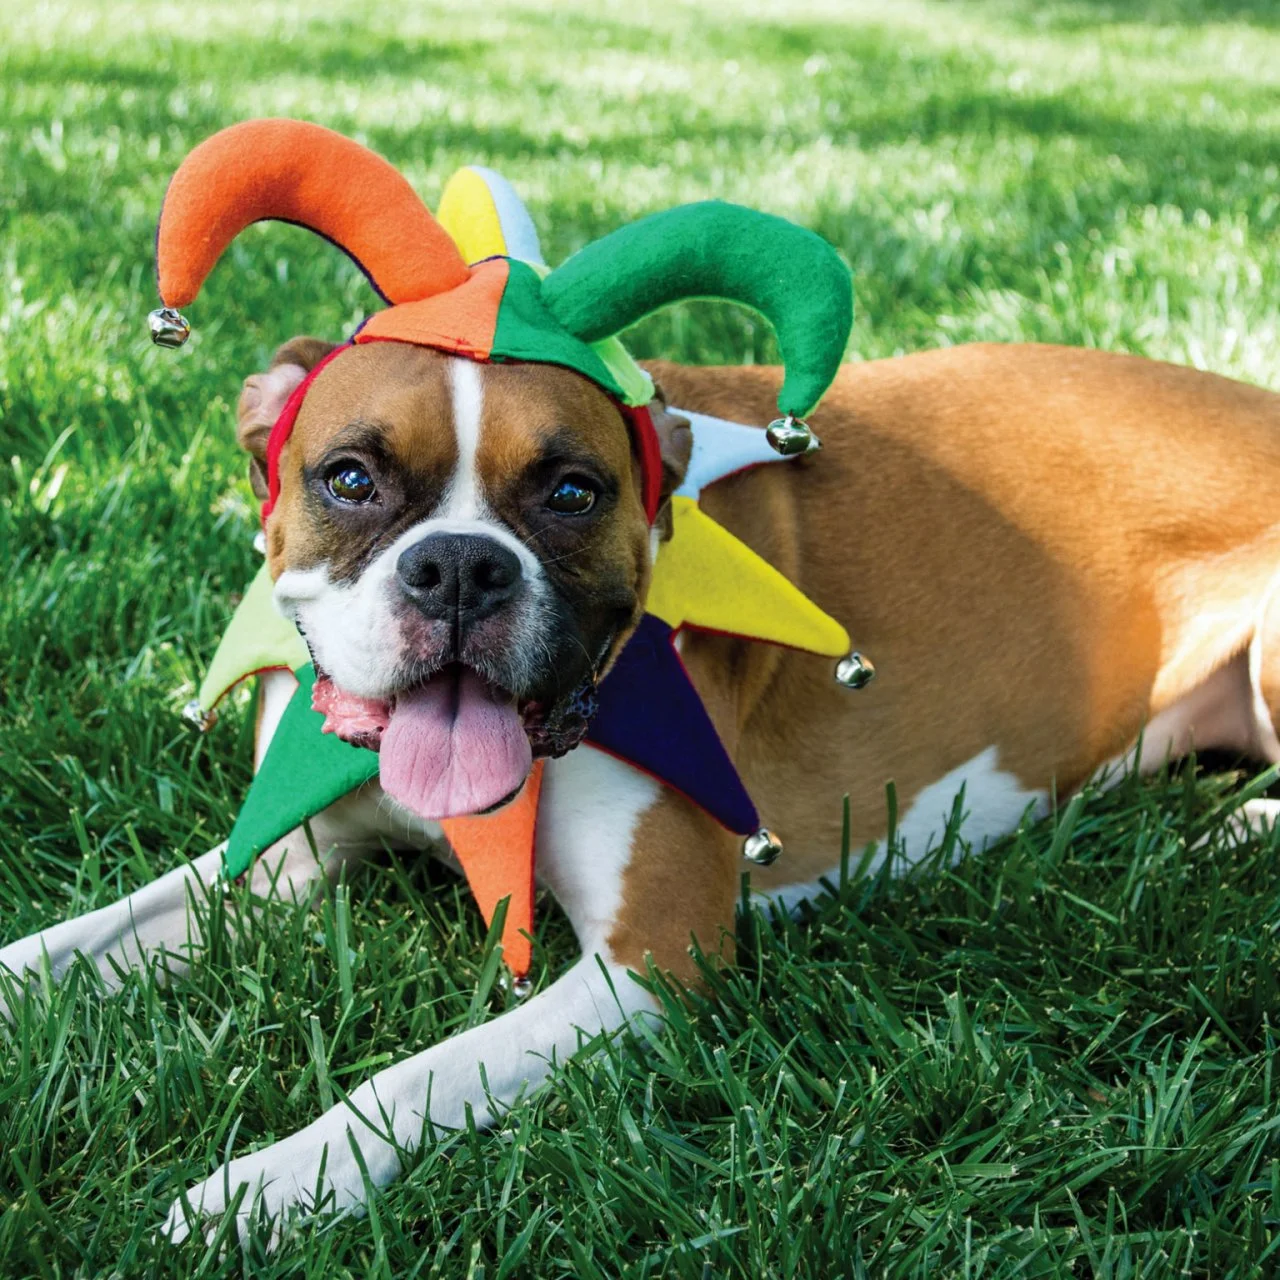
[673,409,796,499]
[470,165,546,266]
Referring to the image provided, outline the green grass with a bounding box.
[5,0,1280,1273]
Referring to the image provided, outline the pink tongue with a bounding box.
[379,669,532,820]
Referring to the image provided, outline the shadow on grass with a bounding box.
[0,23,490,87]
[6,8,1278,216]
[961,0,1280,31]
[6,3,1279,377]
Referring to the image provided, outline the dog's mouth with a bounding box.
[311,664,596,820]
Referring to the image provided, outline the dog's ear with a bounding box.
[237,337,339,498]
[647,381,692,540]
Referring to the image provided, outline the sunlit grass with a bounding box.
[4,0,1280,1273]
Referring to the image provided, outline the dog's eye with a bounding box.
[327,463,377,504]
[546,476,597,516]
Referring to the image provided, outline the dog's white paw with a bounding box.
[1194,797,1280,851]
[1232,797,1280,835]
[161,1111,399,1247]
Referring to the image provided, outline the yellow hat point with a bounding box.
[648,497,850,656]
[436,165,544,266]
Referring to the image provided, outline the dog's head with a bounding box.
[238,336,691,820]
[157,120,852,819]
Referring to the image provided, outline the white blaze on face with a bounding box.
[271,355,549,702]
[438,357,486,520]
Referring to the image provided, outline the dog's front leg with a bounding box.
[163,748,739,1244]
[0,792,378,1013]
[162,954,654,1244]
[0,672,374,1010]
[0,843,230,1002]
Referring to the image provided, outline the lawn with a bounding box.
[4,0,1280,1273]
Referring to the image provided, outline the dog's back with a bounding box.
[650,344,1280,890]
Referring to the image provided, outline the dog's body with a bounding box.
[6,339,1280,1238]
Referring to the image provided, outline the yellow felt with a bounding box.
[196,562,308,712]
[649,498,850,656]
[437,167,508,264]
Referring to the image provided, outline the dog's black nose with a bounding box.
[396,533,523,622]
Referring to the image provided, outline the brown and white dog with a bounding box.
[5,336,1280,1240]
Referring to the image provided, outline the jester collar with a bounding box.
[155,120,856,981]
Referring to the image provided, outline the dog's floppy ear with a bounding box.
[237,337,339,498]
[647,381,691,540]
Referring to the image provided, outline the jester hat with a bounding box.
[151,118,853,515]
[154,120,859,980]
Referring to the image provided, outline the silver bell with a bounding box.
[742,828,783,866]
[181,700,216,732]
[253,529,268,556]
[511,975,533,1000]
[766,415,821,456]
[148,307,191,348]
[835,651,876,690]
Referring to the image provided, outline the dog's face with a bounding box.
[238,337,688,820]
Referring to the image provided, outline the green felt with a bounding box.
[196,561,308,713]
[514,246,653,407]
[591,335,653,407]
[223,663,378,879]
[541,201,853,418]
[491,259,627,401]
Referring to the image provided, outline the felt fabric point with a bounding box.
[437,165,546,267]
[157,119,469,309]
[224,664,378,880]
[357,258,508,360]
[439,761,544,979]
[587,614,759,834]
[674,409,807,500]
[195,561,307,717]
[648,498,850,656]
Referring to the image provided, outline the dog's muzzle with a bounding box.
[389,530,599,758]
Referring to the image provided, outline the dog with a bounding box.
[5,335,1280,1241]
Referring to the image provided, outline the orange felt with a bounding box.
[158,118,470,308]
[439,759,544,979]
[356,257,508,358]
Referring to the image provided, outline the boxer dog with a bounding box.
[4,336,1280,1241]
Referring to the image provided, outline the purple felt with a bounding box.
[587,613,759,834]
